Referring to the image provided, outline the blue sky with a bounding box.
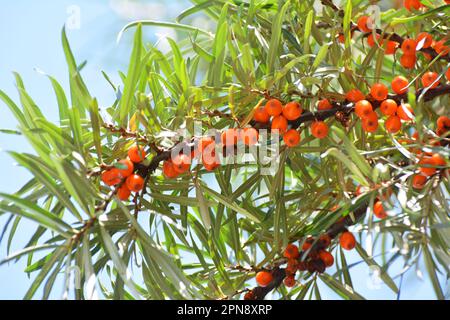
[0,0,443,299]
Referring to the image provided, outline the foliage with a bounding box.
[0,0,449,300]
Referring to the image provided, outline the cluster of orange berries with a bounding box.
[101,146,147,201]
[254,231,356,288]
[253,99,304,145]
[404,0,450,12]
[344,8,450,69]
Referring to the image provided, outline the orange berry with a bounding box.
[391,76,409,95]
[337,31,354,43]
[416,32,433,49]
[385,115,402,133]
[172,154,191,174]
[163,160,179,179]
[283,275,296,288]
[373,200,387,219]
[283,101,303,120]
[116,159,134,178]
[421,71,440,89]
[318,250,334,267]
[362,112,379,133]
[253,106,271,123]
[434,39,450,56]
[221,128,238,146]
[271,115,288,134]
[339,231,356,250]
[202,150,220,171]
[128,145,146,163]
[370,83,389,101]
[302,237,314,251]
[318,99,332,111]
[255,271,273,287]
[380,99,398,116]
[346,89,365,103]
[404,0,422,11]
[240,128,259,146]
[357,16,372,33]
[117,184,131,201]
[283,129,301,147]
[126,174,145,192]
[197,137,215,153]
[355,100,373,119]
[446,68,450,82]
[383,40,399,55]
[400,54,416,69]
[284,243,300,259]
[401,39,417,55]
[437,116,450,129]
[430,153,446,167]
[264,99,283,116]
[367,34,379,47]
[412,174,427,189]
[397,103,414,121]
[311,121,329,139]
[101,168,122,186]
[419,157,437,176]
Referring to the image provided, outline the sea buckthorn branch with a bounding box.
[244,202,369,300]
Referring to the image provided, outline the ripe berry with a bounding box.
[284,244,300,259]
[302,237,314,251]
[253,106,270,123]
[416,32,433,49]
[163,160,179,179]
[255,271,273,287]
[117,184,131,201]
[421,71,440,89]
[434,39,450,56]
[362,112,379,133]
[446,68,450,82]
[283,275,296,288]
[355,100,373,119]
[197,137,215,153]
[128,145,147,163]
[338,31,354,43]
[380,99,398,116]
[404,0,422,11]
[383,40,399,55]
[346,89,365,103]
[318,99,332,110]
[318,250,334,267]
[285,259,299,274]
[311,121,329,139]
[202,149,220,172]
[240,128,259,146]
[419,157,436,177]
[373,200,387,219]
[370,83,389,101]
[283,129,301,147]
[172,154,191,174]
[391,76,409,94]
[401,39,417,55]
[430,153,446,167]
[339,231,356,250]
[437,116,450,129]
[282,101,303,120]
[357,16,372,33]
[265,99,283,116]
[367,34,379,47]
[397,103,414,121]
[243,291,255,300]
[412,174,427,189]
[400,54,416,69]
[271,115,288,134]
[126,174,145,192]
[116,159,134,178]
[101,168,122,186]
[385,115,402,133]
[221,128,238,146]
